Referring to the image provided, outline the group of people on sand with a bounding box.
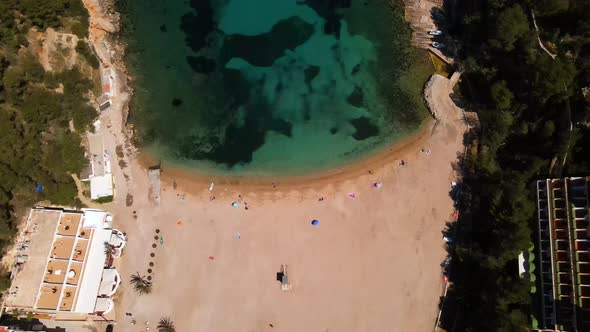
[420,148,432,155]
[171,145,435,209]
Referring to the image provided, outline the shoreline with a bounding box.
[82,0,441,192]
[139,118,435,193]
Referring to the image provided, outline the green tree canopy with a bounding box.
[536,0,570,15]
[490,80,514,111]
[491,5,530,51]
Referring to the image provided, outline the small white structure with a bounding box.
[98,269,121,297]
[518,252,526,277]
[109,229,125,248]
[84,131,115,201]
[90,174,114,200]
[82,209,112,229]
[101,66,115,98]
[94,297,114,315]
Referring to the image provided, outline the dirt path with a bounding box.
[71,174,96,208]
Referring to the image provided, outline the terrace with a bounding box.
[57,213,82,236]
[59,286,76,311]
[44,260,69,284]
[4,209,60,309]
[3,208,122,320]
[534,178,590,329]
[98,268,120,297]
[51,237,75,260]
[73,239,89,262]
[37,285,62,310]
[66,262,83,285]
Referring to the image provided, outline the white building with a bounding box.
[83,128,114,200]
[101,66,115,98]
[3,208,125,320]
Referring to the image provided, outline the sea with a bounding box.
[117,0,429,176]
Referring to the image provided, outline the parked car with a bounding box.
[432,42,446,49]
[106,324,114,332]
[428,30,443,36]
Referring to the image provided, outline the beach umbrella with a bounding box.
[36,184,43,192]
[311,220,320,226]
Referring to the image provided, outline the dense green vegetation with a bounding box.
[0,2,95,253]
[445,0,590,330]
[76,40,100,69]
[94,195,114,204]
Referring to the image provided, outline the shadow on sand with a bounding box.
[0,317,67,332]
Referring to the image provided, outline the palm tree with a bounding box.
[129,272,152,295]
[104,242,115,257]
[157,317,175,332]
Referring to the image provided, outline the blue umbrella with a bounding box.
[35,184,43,193]
[311,220,320,226]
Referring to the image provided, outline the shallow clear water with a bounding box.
[119,0,426,176]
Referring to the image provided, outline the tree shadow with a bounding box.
[0,317,66,332]
[435,109,479,330]
[431,7,447,28]
[429,7,457,58]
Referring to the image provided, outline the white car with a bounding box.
[428,30,443,36]
[432,42,446,49]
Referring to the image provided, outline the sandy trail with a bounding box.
[100,73,465,332]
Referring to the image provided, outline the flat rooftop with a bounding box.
[4,208,123,317]
[5,209,62,308]
[87,133,105,177]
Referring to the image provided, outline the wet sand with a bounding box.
[138,119,434,193]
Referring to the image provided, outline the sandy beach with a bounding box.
[107,75,465,332]
[76,0,467,330]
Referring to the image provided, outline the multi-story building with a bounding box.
[2,207,125,321]
[536,177,590,331]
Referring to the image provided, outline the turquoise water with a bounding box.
[118,0,426,176]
